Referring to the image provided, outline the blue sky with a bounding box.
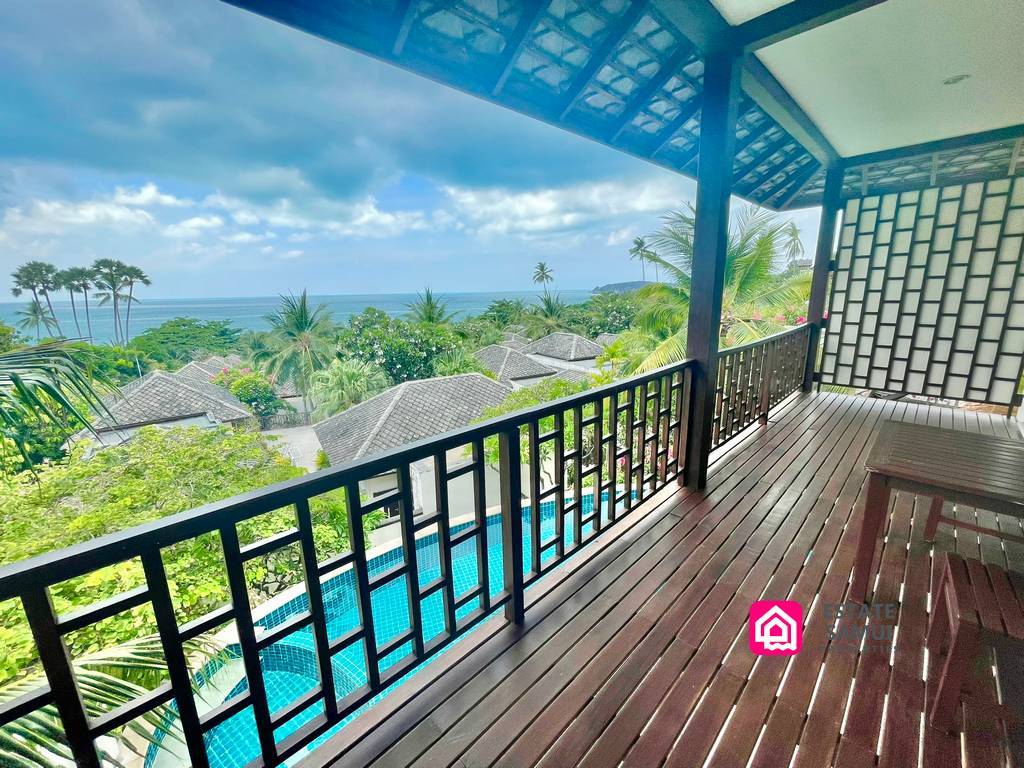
[0,0,821,299]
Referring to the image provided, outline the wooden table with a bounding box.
[850,420,1024,604]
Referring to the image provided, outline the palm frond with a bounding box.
[0,635,224,767]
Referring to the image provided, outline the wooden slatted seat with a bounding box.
[927,552,1024,764]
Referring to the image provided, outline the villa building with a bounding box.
[313,373,512,520]
[79,370,253,447]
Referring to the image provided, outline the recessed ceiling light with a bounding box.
[943,74,971,86]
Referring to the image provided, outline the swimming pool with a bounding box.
[147,492,615,768]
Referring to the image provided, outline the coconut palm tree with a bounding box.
[0,634,222,767]
[309,358,389,418]
[92,258,130,343]
[58,266,96,341]
[262,291,334,412]
[405,287,455,325]
[629,237,651,282]
[627,204,810,372]
[532,262,553,288]
[16,300,57,341]
[11,261,63,336]
[121,265,151,341]
[524,292,577,338]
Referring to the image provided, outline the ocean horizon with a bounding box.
[0,289,595,344]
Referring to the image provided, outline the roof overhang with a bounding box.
[219,0,1023,210]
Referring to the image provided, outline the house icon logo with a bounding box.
[749,600,803,656]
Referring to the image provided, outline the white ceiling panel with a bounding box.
[753,0,1024,156]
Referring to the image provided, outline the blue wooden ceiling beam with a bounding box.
[840,123,1024,169]
[557,0,649,120]
[606,43,694,143]
[490,0,549,95]
[391,0,417,56]
[731,0,887,52]
[652,0,839,166]
[771,159,823,209]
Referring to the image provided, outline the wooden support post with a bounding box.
[498,427,525,625]
[803,164,843,391]
[685,52,742,490]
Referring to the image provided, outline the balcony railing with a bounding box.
[0,359,697,768]
[712,325,811,449]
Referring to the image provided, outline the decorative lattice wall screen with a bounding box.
[820,175,1024,405]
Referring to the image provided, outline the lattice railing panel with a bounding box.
[820,176,1024,406]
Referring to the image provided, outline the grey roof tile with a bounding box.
[474,345,556,382]
[522,332,603,361]
[595,332,619,347]
[95,371,252,429]
[313,374,511,465]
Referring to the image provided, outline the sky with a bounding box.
[0,0,822,299]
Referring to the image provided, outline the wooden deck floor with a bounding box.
[306,392,1024,768]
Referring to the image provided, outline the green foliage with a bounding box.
[453,315,503,347]
[0,426,378,684]
[308,358,389,419]
[213,368,283,418]
[338,308,463,383]
[130,317,241,367]
[533,261,553,286]
[523,292,579,338]
[405,287,456,325]
[480,299,527,328]
[561,292,638,336]
[0,323,18,354]
[0,343,110,473]
[432,347,493,378]
[624,204,810,372]
[66,342,148,385]
[316,449,330,470]
[477,377,594,469]
[260,292,335,400]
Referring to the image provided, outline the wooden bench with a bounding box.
[927,552,1024,764]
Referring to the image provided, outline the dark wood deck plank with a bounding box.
[365,392,837,767]
[301,394,1024,768]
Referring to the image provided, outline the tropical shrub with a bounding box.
[212,367,283,418]
[338,308,463,383]
[130,317,241,367]
[309,358,390,419]
[0,426,380,684]
[0,323,19,354]
[480,299,527,328]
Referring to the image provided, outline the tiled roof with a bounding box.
[499,339,527,351]
[550,368,597,385]
[474,345,555,383]
[177,356,299,398]
[522,332,603,361]
[176,360,221,386]
[314,374,511,465]
[595,332,619,347]
[94,371,251,430]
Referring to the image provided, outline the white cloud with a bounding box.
[2,199,155,234]
[112,182,192,207]
[221,231,276,243]
[606,226,633,246]
[443,178,691,239]
[163,214,224,238]
[232,210,260,226]
[283,249,303,259]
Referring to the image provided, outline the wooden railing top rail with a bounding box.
[716,323,810,357]
[0,358,697,600]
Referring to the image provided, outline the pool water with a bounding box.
[148,492,617,768]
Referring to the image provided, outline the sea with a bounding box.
[0,289,594,345]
